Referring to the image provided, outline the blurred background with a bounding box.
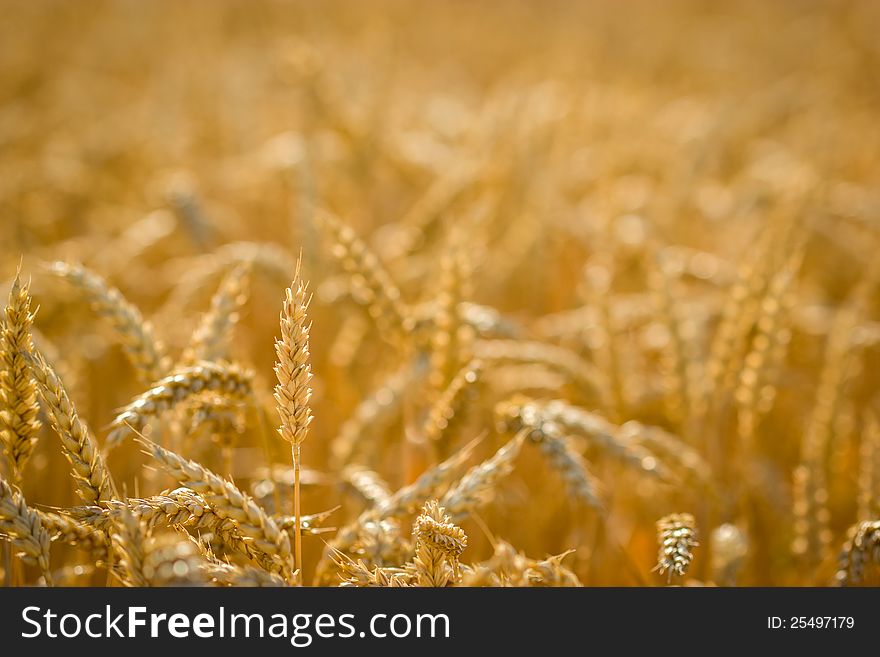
[2,0,880,586]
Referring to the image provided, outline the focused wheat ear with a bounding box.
[0,270,41,483]
[654,513,698,583]
[274,255,313,584]
[314,440,479,585]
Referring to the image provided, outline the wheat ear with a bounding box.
[583,257,626,419]
[108,361,253,448]
[422,359,483,458]
[25,348,117,504]
[429,244,473,399]
[654,513,698,583]
[314,440,478,584]
[332,549,412,587]
[341,466,392,507]
[140,439,293,578]
[79,489,297,572]
[408,500,467,587]
[273,256,313,584]
[314,210,409,345]
[440,432,525,522]
[0,271,42,482]
[36,509,109,559]
[525,551,582,587]
[834,520,880,587]
[497,397,667,480]
[182,262,251,364]
[649,250,700,436]
[496,396,606,509]
[46,261,170,382]
[205,559,287,587]
[0,476,53,584]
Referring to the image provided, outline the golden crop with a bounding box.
[1,0,879,587]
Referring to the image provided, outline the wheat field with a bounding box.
[1,0,879,587]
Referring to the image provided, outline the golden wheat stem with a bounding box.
[292,443,302,583]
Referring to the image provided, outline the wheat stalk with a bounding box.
[273,256,313,584]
